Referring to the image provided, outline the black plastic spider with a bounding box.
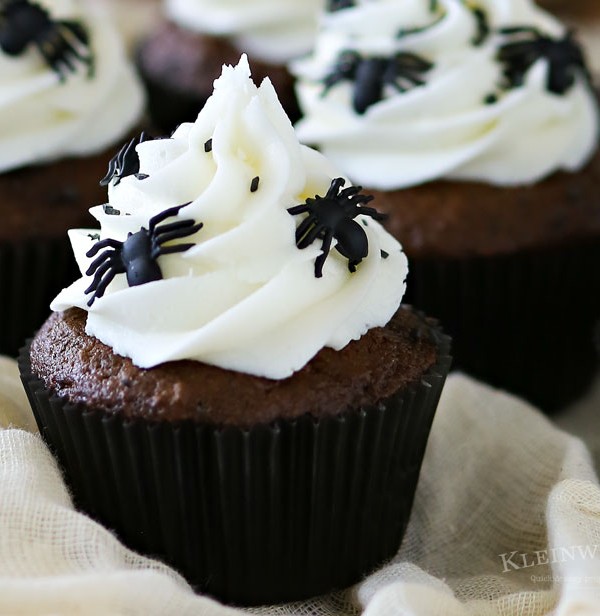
[327,0,354,11]
[322,50,433,114]
[100,133,153,187]
[84,203,203,305]
[287,178,386,278]
[0,0,93,81]
[497,27,589,95]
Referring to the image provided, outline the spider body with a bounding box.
[288,178,386,278]
[0,0,93,80]
[497,27,589,95]
[323,50,433,114]
[100,133,152,187]
[84,204,203,305]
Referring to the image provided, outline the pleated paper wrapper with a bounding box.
[19,319,451,606]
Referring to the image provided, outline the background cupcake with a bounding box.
[0,0,145,356]
[292,0,600,412]
[137,0,323,132]
[19,57,451,605]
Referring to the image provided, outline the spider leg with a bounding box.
[85,258,112,284]
[498,26,541,37]
[85,250,113,277]
[295,216,319,248]
[497,43,539,63]
[151,222,203,257]
[85,268,118,306]
[298,222,325,250]
[385,70,423,94]
[38,29,83,79]
[386,53,433,92]
[338,185,361,200]
[35,38,68,81]
[347,258,360,273]
[314,230,333,278]
[148,202,192,231]
[59,21,94,76]
[322,52,360,95]
[326,177,346,199]
[152,219,200,238]
[86,238,123,258]
[349,193,374,206]
[322,72,347,95]
[356,205,386,222]
[61,20,90,46]
[394,52,433,73]
[156,243,197,257]
[152,221,203,247]
[287,204,310,215]
[341,188,375,210]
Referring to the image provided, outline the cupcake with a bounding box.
[136,0,323,131]
[0,0,145,356]
[19,56,451,605]
[292,0,600,412]
[537,0,600,20]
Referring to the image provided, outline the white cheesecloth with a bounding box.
[2,354,600,616]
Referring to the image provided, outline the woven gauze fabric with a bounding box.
[1,359,600,616]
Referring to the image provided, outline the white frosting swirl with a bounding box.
[52,56,407,380]
[292,0,599,189]
[165,0,324,63]
[0,0,144,173]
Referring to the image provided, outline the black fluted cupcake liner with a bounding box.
[19,319,451,606]
[403,239,600,413]
[0,238,78,357]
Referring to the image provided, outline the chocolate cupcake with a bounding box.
[19,57,451,605]
[537,0,600,20]
[137,0,323,131]
[0,0,145,356]
[293,0,600,412]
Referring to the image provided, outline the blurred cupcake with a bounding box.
[292,0,600,412]
[19,57,451,605]
[137,0,323,131]
[0,0,145,356]
[537,0,600,20]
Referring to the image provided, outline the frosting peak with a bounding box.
[293,0,599,189]
[52,56,407,380]
[0,0,144,173]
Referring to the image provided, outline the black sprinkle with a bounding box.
[103,205,121,216]
[362,219,368,226]
[87,233,100,241]
[204,139,213,153]
[250,176,260,193]
[484,93,498,105]
[380,250,389,259]
[135,173,149,181]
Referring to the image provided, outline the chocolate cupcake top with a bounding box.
[292,0,599,189]
[0,0,144,173]
[52,56,407,380]
[165,0,324,63]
